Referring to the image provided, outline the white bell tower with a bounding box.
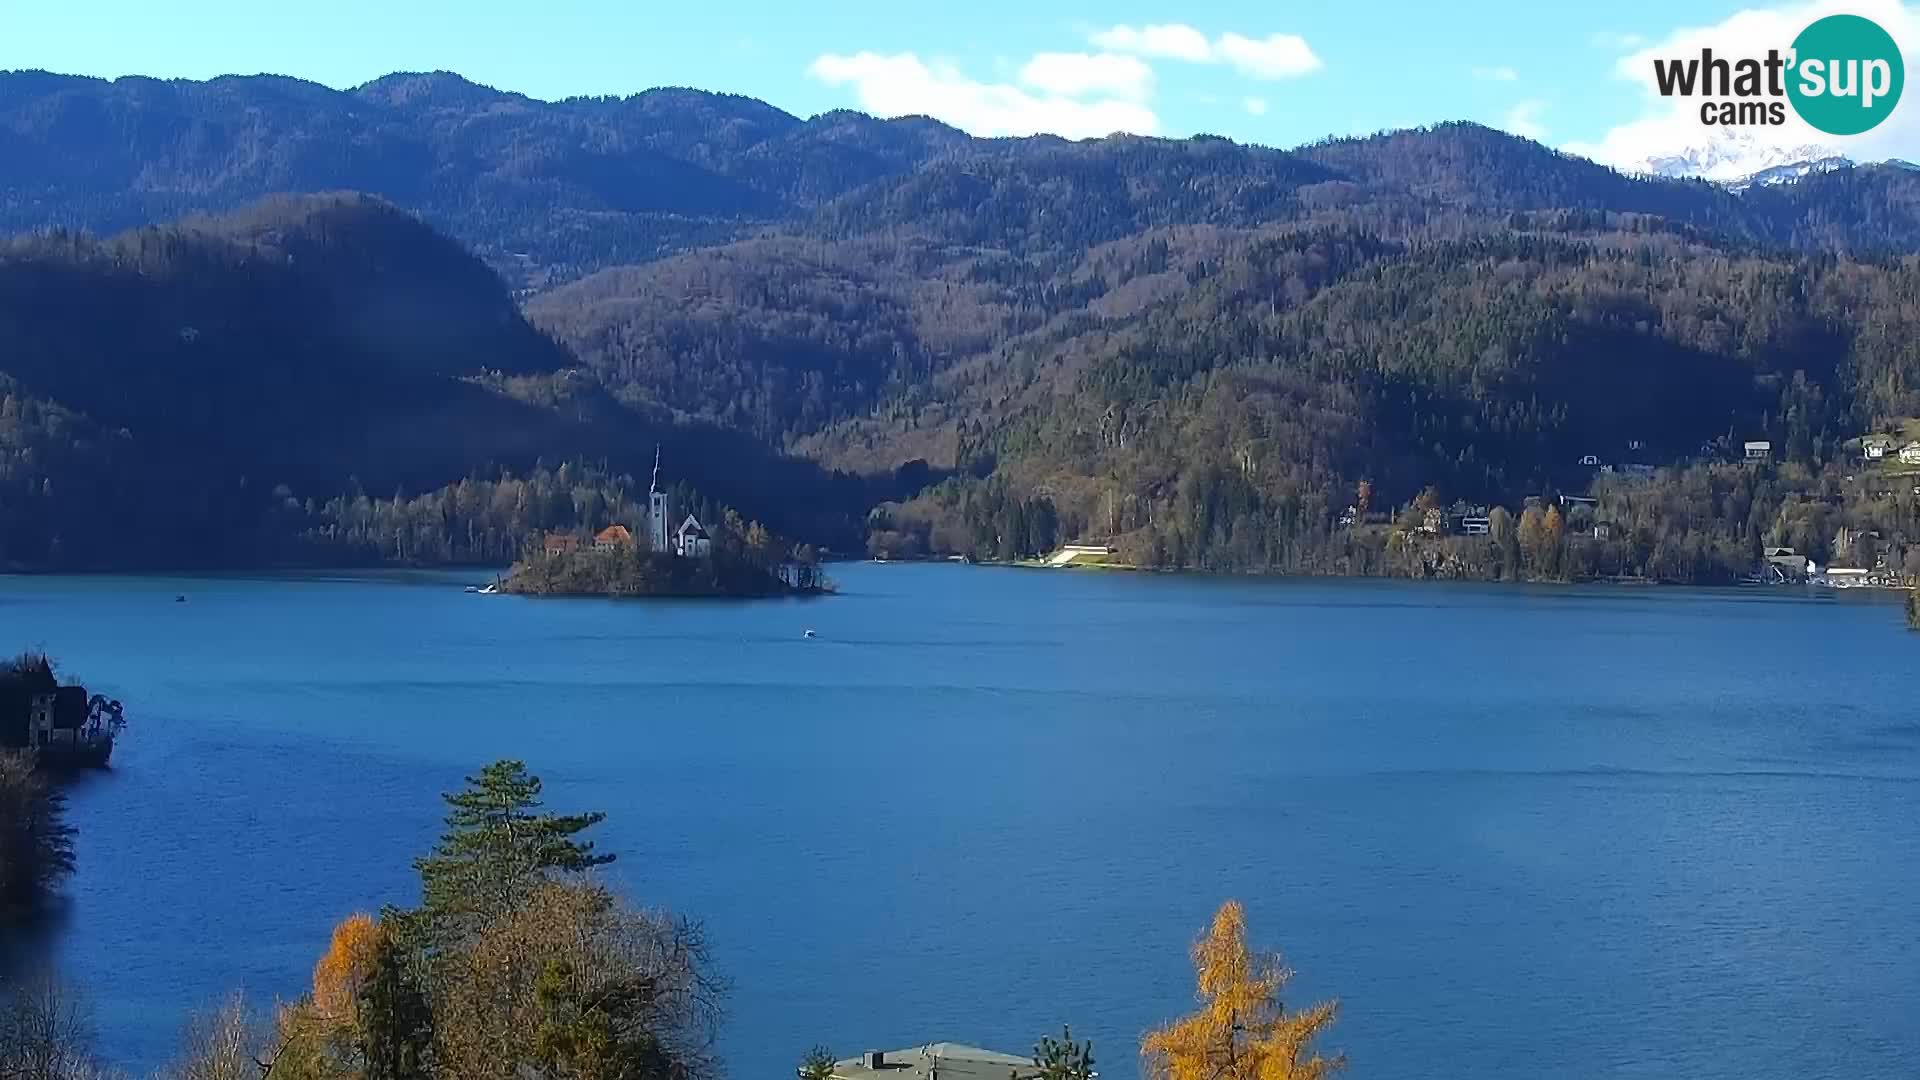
[649,445,671,553]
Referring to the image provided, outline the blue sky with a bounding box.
[3,0,1916,169]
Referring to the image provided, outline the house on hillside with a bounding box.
[594,525,634,551]
[1863,436,1895,460]
[1901,442,1920,465]
[1578,453,1602,467]
[543,533,580,556]
[821,1044,1038,1080]
[674,515,711,559]
[1745,440,1773,462]
[1461,516,1491,536]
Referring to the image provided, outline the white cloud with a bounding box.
[1216,32,1323,79]
[1018,52,1154,100]
[1473,65,1520,82]
[807,51,1160,138]
[1092,23,1323,79]
[1243,96,1270,116]
[1506,100,1549,140]
[1090,23,1212,62]
[1568,0,1920,171]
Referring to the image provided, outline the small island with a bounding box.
[500,455,828,599]
[502,541,827,598]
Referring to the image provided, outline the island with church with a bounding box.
[498,451,830,599]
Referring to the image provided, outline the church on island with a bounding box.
[543,449,711,559]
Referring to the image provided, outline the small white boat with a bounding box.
[804,629,817,639]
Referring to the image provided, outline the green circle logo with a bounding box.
[1787,14,1904,135]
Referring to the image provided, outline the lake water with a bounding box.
[1,564,1916,1079]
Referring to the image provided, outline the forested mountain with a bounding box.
[0,71,970,287]
[0,194,881,568]
[12,70,1920,581]
[12,72,1920,291]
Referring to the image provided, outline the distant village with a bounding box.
[1310,430,1920,589]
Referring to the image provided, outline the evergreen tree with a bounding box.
[412,760,612,941]
[1033,1027,1094,1080]
[356,923,434,1080]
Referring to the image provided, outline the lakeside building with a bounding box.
[822,1045,1039,1080]
[0,662,122,768]
[594,525,634,551]
[1745,440,1773,462]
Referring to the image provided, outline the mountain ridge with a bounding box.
[12,70,1920,291]
[11,70,1920,581]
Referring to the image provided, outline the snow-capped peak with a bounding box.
[1723,155,1853,191]
[1626,131,1846,186]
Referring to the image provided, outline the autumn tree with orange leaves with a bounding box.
[312,912,382,1025]
[269,912,387,1079]
[1141,901,1344,1080]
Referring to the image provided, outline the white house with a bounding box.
[1900,442,1920,466]
[1744,440,1772,462]
[674,514,711,559]
[1863,436,1894,460]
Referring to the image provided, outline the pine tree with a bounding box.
[412,760,613,940]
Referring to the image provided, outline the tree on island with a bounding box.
[1141,901,1344,1080]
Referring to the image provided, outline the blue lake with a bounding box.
[1,564,1917,1079]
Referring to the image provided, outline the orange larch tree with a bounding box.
[1141,900,1344,1080]
[311,911,382,1026]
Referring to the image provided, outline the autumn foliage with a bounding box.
[313,912,382,1025]
[1141,901,1343,1080]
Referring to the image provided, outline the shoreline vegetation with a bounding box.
[501,539,830,599]
[0,654,84,924]
[0,759,1344,1080]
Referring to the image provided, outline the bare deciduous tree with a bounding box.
[0,974,119,1080]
